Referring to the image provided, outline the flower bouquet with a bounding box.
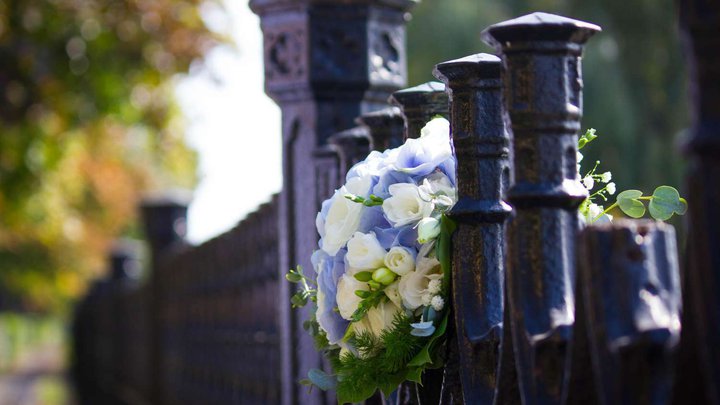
[286,117,458,403]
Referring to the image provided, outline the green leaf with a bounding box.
[354,271,373,282]
[308,368,337,391]
[617,189,646,218]
[406,368,423,384]
[649,186,688,221]
[578,128,597,150]
[291,293,308,307]
[338,383,376,404]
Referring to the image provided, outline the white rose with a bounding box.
[384,246,415,276]
[336,274,369,320]
[382,183,434,227]
[346,232,386,270]
[321,175,373,256]
[420,117,450,139]
[398,243,443,310]
[352,301,401,338]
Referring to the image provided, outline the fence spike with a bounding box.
[483,12,600,405]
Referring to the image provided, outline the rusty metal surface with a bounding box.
[434,53,512,404]
[578,220,681,405]
[483,12,600,405]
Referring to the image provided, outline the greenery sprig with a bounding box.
[286,266,317,308]
[578,129,687,223]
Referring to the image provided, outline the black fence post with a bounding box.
[434,53,512,404]
[676,2,720,404]
[578,220,681,405]
[249,1,415,403]
[483,13,600,405]
[390,81,449,140]
[356,106,405,151]
[329,126,371,176]
[140,192,190,405]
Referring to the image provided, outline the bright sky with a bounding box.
[176,1,281,243]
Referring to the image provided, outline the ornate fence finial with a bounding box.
[109,239,142,282]
[578,220,681,404]
[483,12,600,405]
[356,106,405,151]
[676,1,720,403]
[390,81,449,140]
[433,53,512,404]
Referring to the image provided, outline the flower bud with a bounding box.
[417,217,441,243]
[372,267,397,286]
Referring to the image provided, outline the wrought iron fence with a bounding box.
[72,1,720,404]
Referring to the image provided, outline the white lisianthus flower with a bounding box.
[606,182,616,195]
[383,183,434,227]
[346,232,386,271]
[320,175,372,255]
[417,217,441,244]
[353,301,402,338]
[398,243,443,310]
[384,246,415,276]
[336,274,369,320]
[583,176,595,190]
[420,116,450,139]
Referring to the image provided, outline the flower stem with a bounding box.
[590,202,618,224]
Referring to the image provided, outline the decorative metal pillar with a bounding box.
[356,106,405,151]
[578,220,681,405]
[390,81,449,139]
[677,2,720,404]
[433,53,512,404]
[140,192,190,405]
[483,13,600,405]
[249,1,414,403]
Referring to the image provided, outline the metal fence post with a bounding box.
[356,106,405,151]
[676,2,720,404]
[390,81,449,139]
[434,53,512,404]
[249,1,414,403]
[578,220,681,405]
[140,192,190,405]
[483,13,600,405]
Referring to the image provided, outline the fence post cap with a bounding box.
[355,106,403,127]
[433,53,501,84]
[250,0,416,15]
[140,189,193,209]
[482,12,601,48]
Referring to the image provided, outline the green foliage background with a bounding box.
[0,0,220,312]
[407,0,687,207]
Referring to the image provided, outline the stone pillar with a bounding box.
[249,1,414,403]
[578,220,681,405]
[434,53,512,404]
[483,13,600,405]
[676,2,720,404]
[390,81,449,139]
[140,192,190,405]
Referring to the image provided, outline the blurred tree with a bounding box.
[407,0,688,215]
[0,0,220,312]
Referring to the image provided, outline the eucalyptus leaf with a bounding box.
[617,189,646,218]
[410,321,434,330]
[649,186,688,220]
[307,368,337,391]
